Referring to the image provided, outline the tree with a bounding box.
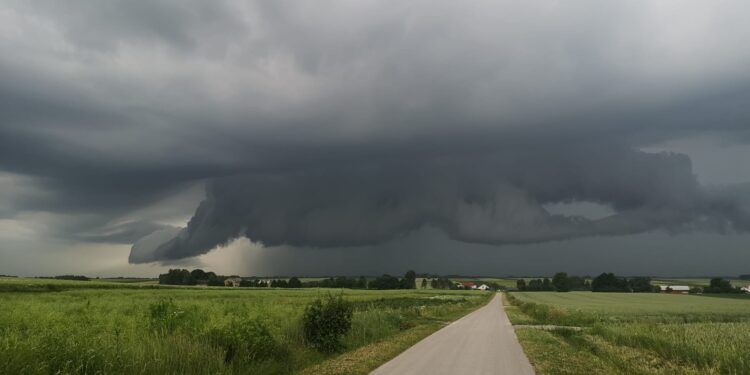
[400,270,417,289]
[421,278,428,289]
[190,269,207,281]
[705,278,739,293]
[356,276,368,289]
[516,279,527,291]
[369,274,401,290]
[552,272,571,292]
[567,276,590,291]
[591,273,628,292]
[627,277,654,293]
[527,279,542,291]
[288,277,302,288]
[159,269,196,285]
[542,278,552,290]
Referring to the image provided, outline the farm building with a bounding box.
[476,284,490,291]
[742,285,750,293]
[456,281,476,289]
[659,285,690,294]
[224,278,242,287]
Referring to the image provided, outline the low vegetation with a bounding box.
[0,277,490,375]
[505,291,750,374]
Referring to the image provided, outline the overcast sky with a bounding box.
[2,1,750,277]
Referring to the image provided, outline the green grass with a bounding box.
[505,292,750,374]
[0,278,490,375]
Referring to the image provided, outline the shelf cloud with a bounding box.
[0,1,749,269]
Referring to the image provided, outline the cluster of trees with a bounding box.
[159,269,228,286]
[304,276,368,289]
[513,273,748,294]
[299,271,416,290]
[516,278,553,291]
[430,277,457,290]
[516,273,591,292]
[368,271,417,290]
[515,272,656,293]
[52,275,90,281]
[590,273,657,292]
[159,269,422,290]
[703,278,745,294]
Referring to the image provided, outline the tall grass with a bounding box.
[0,279,490,374]
[593,323,750,374]
[506,292,750,374]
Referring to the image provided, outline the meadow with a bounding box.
[505,291,750,374]
[0,277,490,375]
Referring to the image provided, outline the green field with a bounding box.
[505,292,750,374]
[0,278,490,375]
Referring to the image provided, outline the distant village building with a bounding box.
[459,281,476,289]
[742,285,750,293]
[224,278,242,287]
[659,285,690,294]
[476,284,490,291]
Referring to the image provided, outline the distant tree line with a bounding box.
[429,277,457,290]
[304,276,367,289]
[590,273,657,292]
[516,272,591,292]
[157,269,420,290]
[702,278,745,294]
[514,272,748,294]
[52,275,90,281]
[368,270,417,290]
[515,272,655,293]
[159,269,228,286]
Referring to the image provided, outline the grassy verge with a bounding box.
[504,292,750,374]
[303,295,489,375]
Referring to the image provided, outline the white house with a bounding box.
[741,285,750,293]
[659,285,690,294]
[476,284,490,291]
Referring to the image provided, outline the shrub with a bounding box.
[302,294,353,353]
[205,318,282,363]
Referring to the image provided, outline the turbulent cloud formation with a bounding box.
[135,143,750,262]
[1,1,750,267]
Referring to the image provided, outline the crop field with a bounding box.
[505,292,750,374]
[0,278,490,375]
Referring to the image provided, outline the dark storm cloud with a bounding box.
[134,143,750,262]
[1,1,750,264]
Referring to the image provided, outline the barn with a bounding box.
[659,285,690,294]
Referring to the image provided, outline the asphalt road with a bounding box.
[370,293,535,375]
